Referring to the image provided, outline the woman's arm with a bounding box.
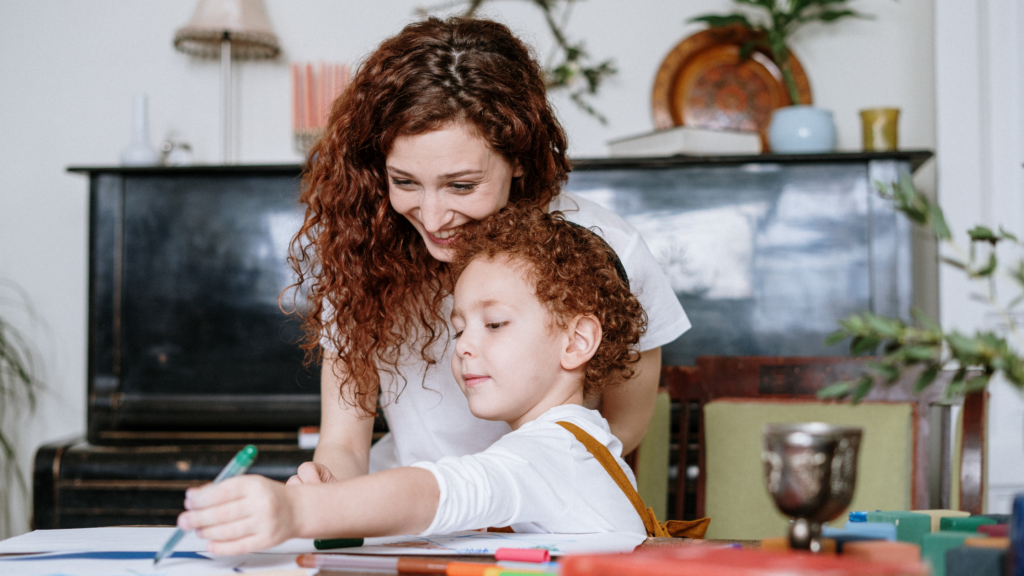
[181,467,439,555]
[310,353,377,481]
[599,347,662,455]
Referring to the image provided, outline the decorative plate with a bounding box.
[652,26,812,151]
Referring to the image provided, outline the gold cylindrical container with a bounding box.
[860,108,900,151]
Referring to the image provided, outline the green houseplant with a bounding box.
[689,0,871,153]
[0,281,41,539]
[689,0,868,107]
[820,178,1024,401]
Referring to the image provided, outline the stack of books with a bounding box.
[606,126,762,157]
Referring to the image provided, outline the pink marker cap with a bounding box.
[494,548,551,563]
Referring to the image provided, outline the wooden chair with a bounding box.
[660,356,986,522]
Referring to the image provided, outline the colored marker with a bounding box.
[295,554,462,573]
[447,562,554,576]
[153,445,259,565]
[313,537,364,550]
[447,563,504,576]
[495,548,551,562]
[295,554,558,575]
[497,561,561,572]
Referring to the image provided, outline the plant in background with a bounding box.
[690,0,870,106]
[819,177,1024,401]
[420,0,617,123]
[0,281,41,539]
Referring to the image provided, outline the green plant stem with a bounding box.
[778,57,801,105]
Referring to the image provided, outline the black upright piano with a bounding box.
[36,151,929,528]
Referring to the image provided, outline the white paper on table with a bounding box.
[1,526,645,559]
[269,530,646,556]
[0,527,209,554]
[0,551,310,576]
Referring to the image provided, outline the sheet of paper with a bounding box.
[0,527,209,554]
[266,531,647,556]
[0,551,310,576]
[1,526,645,562]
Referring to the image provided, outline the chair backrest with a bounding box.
[703,398,916,540]
[951,390,988,514]
[660,356,985,523]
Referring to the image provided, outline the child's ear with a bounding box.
[561,315,601,371]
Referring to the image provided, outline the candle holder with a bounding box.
[762,423,863,552]
[292,62,349,158]
[860,108,900,151]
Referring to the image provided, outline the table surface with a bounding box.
[307,538,761,575]
[0,537,761,575]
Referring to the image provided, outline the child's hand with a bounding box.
[178,475,298,555]
[286,461,336,485]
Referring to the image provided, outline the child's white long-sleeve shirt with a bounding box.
[410,404,647,536]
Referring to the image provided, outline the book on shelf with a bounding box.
[607,125,762,157]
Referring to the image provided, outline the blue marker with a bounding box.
[153,445,259,565]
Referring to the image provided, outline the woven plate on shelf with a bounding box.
[652,26,812,152]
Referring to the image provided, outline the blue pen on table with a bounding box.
[153,444,259,565]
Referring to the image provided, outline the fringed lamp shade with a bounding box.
[174,0,279,60]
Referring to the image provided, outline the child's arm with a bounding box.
[177,467,439,555]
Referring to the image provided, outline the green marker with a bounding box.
[153,445,259,565]
[314,537,364,550]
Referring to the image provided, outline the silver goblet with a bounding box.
[761,422,863,552]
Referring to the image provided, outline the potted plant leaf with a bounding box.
[820,177,1024,403]
[0,281,41,539]
[689,0,871,153]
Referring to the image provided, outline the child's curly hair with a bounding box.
[449,206,647,397]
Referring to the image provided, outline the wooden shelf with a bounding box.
[67,149,934,176]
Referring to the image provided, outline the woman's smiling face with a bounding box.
[387,123,522,263]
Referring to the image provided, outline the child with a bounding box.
[178,207,657,554]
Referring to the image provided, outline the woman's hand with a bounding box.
[178,475,299,555]
[286,461,337,485]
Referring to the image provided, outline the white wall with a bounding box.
[0,0,935,536]
[935,0,1024,514]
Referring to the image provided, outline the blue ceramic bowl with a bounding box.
[769,106,837,154]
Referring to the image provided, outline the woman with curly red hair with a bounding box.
[287,17,689,486]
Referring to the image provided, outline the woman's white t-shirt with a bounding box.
[324,191,691,472]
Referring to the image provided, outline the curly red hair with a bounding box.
[449,207,647,397]
[288,18,571,415]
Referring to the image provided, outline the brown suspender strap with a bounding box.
[555,420,711,539]
[555,421,664,537]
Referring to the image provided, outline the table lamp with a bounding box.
[173,0,280,163]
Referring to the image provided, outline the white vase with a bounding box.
[120,93,162,166]
[769,106,837,154]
